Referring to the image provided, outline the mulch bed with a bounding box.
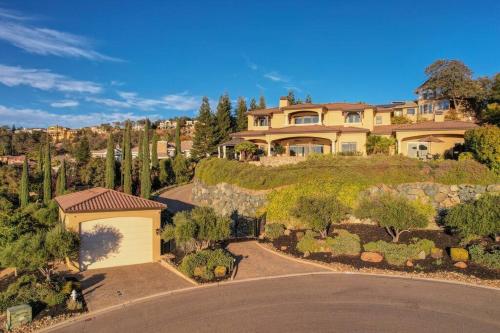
[270,224,500,281]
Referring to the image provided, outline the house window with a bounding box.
[345,112,361,123]
[375,116,383,125]
[420,104,433,114]
[293,115,319,124]
[341,142,357,153]
[254,116,268,126]
[437,100,450,110]
[393,110,403,117]
[407,108,416,115]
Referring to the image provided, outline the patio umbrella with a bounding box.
[417,136,444,155]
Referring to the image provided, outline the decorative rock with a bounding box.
[450,248,469,262]
[430,247,443,259]
[416,250,426,260]
[454,261,467,269]
[360,252,383,263]
[280,246,288,251]
[406,260,414,267]
[434,192,448,203]
[296,231,305,240]
[214,266,227,277]
[284,229,291,236]
[303,251,310,258]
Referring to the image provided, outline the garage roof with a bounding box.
[55,187,166,213]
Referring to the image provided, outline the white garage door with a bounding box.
[79,217,153,270]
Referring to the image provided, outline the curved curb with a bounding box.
[254,241,500,291]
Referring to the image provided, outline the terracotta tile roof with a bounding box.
[55,187,166,213]
[232,125,369,137]
[246,102,372,116]
[372,121,478,134]
[282,103,325,110]
[247,107,281,116]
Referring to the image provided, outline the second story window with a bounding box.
[293,115,319,124]
[375,115,382,125]
[254,116,269,126]
[420,104,433,114]
[345,112,361,123]
[437,100,450,110]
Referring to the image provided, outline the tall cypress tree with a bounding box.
[191,97,216,160]
[151,131,159,170]
[175,121,181,156]
[258,95,266,109]
[215,93,232,144]
[138,131,144,164]
[123,122,133,194]
[19,157,29,208]
[249,98,258,111]
[56,159,67,196]
[235,97,248,131]
[43,135,52,205]
[287,90,296,105]
[36,143,43,175]
[105,132,115,189]
[140,120,151,198]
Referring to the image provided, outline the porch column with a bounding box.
[218,146,221,158]
[267,140,272,156]
[223,145,227,159]
[319,111,323,125]
[330,139,335,154]
[397,139,402,155]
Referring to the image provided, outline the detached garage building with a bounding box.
[55,188,166,271]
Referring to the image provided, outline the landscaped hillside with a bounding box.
[196,155,499,190]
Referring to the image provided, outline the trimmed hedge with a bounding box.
[179,249,234,281]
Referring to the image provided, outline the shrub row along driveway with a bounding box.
[48,274,500,333]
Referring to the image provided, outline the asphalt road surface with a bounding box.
[49,273,500,333]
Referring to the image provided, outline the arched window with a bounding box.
[345,112,361,123]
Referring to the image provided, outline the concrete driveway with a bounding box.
[78,263,192,311]
[155,183,194,214]
[48,274,500,333]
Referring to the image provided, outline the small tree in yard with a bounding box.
[464,125,500,173]
[355,194,429,242]
[172,154,191,184]
[235,141,257,161]
[161,206,231,252]
[366,135,396,155]
[445,194,500,241]
[291,196,350,238]
[0,226,78,281]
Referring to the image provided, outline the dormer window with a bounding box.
[345,112,361,123]
[254,116,269,126]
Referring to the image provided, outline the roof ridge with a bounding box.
[64,187,110,211]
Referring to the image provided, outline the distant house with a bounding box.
[91,146,123,161]
[47,125,75,142]
[0,155,27,166]
[130,140,192,159]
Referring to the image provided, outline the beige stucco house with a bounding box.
[55,188,166,271]
[225,96,477,158]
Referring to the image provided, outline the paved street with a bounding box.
[48,274,500,333]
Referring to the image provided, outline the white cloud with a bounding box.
[243,55,258,71]
[50,100,79,108]
[0,64,102,93]
[110,80,125,86]
[284,86,303,93]
[0,104,151,128]
[264,71,289,82]
[0,8,121,61]
[256,83,266,90]
[87,91,200,111]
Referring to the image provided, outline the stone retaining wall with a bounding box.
[193,179,500,223]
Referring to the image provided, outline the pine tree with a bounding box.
[287,90,296,105]
[56,159,67,196]
[151,131,159,170]
[191,97,216,160]
[235,97,248,131]
[43,135,52,205]
[305,94,312,103]
[105,133,115,189]
[140,120,151,198]
[215,93,232,144]
[249,98,258,111]
[123,122,133,194]
[175,121,181,156]
[19,157,29,208]
[258,95,266,109]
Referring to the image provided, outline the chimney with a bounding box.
[279,96,289,108]
[434,111,444,122]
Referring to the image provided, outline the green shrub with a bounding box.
[355,194,430,242]
[366,135,396,155]
[325,229,361,256]
[264,223,285,240]
[468,245,500,270]
[363,239,435,266]
[296,231,322,254]
[458,152,474,161]
[179,249,234,280]
[464,125,500,173]
[445,194,500,240]
[291,196,350,238]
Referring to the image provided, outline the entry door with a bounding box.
[79,217,153,270]
[407,143,429,158]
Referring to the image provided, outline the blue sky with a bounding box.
[0,0,499,128]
